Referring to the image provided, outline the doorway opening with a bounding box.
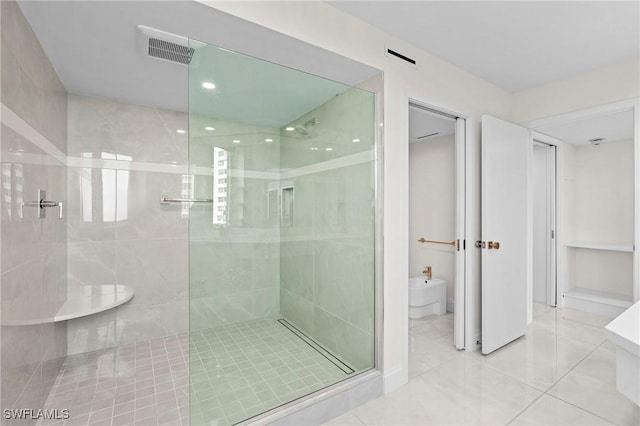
[407,101,466,360]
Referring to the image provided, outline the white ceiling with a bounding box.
[409,106,455,143]
[328,1,640,93]
[534,109,634,145]
[18,1,379,126]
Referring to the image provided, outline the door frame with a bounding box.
[526,98,640,303]
[530,136,560,316]
[404,97,472,355]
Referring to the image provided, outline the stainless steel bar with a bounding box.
[160,196,214,204]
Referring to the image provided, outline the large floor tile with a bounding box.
[548,343,640,426]
[354,356,542,425]
[476,321,600,391]
[509,394,613,425]
[323,412,365,425]
[408,332,459,378]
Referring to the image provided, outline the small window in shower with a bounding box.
[212,146,229,225]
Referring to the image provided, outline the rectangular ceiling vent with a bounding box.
[386,48,416,65]
[137,25,201,66]
[148,38,194,65]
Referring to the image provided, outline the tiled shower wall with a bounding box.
[65,94,190,355]
[188,117,281,331]
[65,95,282,353]
[279,87,376,371]
[0,0,68,420]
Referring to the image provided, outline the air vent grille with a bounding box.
[148,38,194,65]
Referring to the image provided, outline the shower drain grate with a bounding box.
[278,318,354,375]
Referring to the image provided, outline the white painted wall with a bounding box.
[511,58,640,124]
[409,136,455,302]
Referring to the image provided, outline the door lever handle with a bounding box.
[475,240,486,249]
[488,241,500,250]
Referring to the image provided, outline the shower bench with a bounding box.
[1,285,134,326]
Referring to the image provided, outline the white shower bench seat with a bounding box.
[1,285,134,326]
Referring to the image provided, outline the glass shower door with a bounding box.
[188,41,376,425]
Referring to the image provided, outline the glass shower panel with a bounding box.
[188,41,375,425]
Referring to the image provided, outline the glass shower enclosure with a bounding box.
[187,42,377,424]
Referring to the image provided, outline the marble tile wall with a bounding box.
[0,0,68,421]
[188,115,281,332]
[279,87,376,371]
[66,95,282,353]
[65,94,190,355]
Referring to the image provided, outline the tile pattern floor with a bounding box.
[325,304,640,426]
[40,318,351,426]
[40,334,190,426]
[189,319,351,425]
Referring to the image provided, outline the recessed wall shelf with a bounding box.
[564,241,634,252]
[563,287,633,317]
[1,285,134,326]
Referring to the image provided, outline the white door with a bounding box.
[454,117,466,350]
[481,115,530,355]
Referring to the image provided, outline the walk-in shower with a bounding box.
[0,1,379,425]
[187,41,376,424]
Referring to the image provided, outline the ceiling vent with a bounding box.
[137,25,200,66]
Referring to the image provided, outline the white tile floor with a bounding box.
[325,305,640,426]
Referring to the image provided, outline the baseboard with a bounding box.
[252,370,383,425]
[383,365,407,394]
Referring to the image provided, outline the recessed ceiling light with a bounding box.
[205,126,215,131]
[232,140,240,144]
[311,147,318,151]
[352,138,360,143]
[202,81,216,90]
[285,127,295,132]
[265,138,273,143]
[325,147,333,151]
[176,129,186,134]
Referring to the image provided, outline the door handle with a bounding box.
[475,240,486,249]
[488,241,500,250]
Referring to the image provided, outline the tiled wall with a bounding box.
[66,95,283,352]
[65,94,190,354]
[279,87,376,371]
[0,0,68,420]
[188,116,281,331]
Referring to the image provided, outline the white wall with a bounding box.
[511,58,640,124]
[409,136,455,301]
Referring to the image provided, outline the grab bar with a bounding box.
[19,190,63,219]
[418,237,455,247]
[160,196,214,205]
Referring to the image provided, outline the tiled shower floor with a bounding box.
[41,319,352,426]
